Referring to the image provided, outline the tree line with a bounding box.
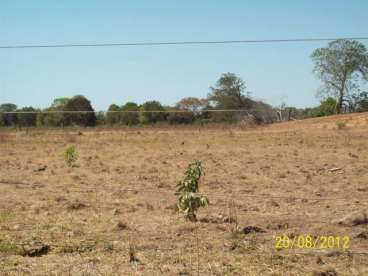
[0,73,278,127]
[1,39,368,127]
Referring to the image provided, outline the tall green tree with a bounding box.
[141,101,166,123]
[63,95,96,126]
[312,39,368,114]
[121,102,139,126]
[106,104,121,126]
[0,104,17,126]
[208,73,253,109]
[207,73,253,122]
[51,98,69,108]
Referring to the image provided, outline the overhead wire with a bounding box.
[1,37,368,49]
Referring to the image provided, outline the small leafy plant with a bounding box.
[336,120,347,130]
[64,145,78,167]
[176,160,209,222]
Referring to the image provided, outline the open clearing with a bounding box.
[1,113,368,275]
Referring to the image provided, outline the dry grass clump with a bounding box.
[336,120,347,130]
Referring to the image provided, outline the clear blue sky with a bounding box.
[1,0,367,110]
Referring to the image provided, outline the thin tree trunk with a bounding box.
[336,91,344,114]
[336,75,347,114]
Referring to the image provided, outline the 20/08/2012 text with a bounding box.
[275,235,350,250]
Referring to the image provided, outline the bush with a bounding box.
[64,146,78,167]
[175,160,209,222]
[336,120,347,130]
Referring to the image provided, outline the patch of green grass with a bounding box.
[39,224,54,231]
[0,212,14,223]
[228,232,261,254]
[103,241,114,252]
[222,262,237,275]
[0,239,20,254]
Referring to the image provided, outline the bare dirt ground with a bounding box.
[0,113,368,275]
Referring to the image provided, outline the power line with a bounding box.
[1,37,368,49]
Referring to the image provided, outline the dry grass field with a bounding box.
[1,113,368,275]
